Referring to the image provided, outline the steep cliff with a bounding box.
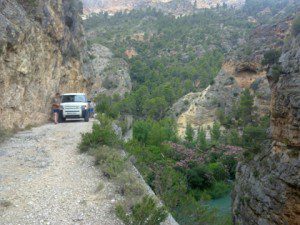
[0,0,87,129]
[232,29,300,225]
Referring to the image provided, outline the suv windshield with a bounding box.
[61,95,86,103]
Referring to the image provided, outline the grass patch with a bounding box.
[96,182,105,192]
[0,126,11,143]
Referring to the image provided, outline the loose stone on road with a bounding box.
[0,120,122,225]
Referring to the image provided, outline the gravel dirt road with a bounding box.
[0,120,122,225]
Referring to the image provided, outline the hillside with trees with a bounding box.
[81,0,300,224]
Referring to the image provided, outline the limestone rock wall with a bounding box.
[85,44,132,99]
[0,0,88,129]
[232,33,300,225]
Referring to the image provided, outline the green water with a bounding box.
[206,194,231,215]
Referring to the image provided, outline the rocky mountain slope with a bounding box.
[171,4,296,137]
[0,0,88,129]
[84,43,132,98]
[83,0,245,15]
[232,30,300,225]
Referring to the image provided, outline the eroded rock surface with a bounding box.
[85,43,132,98]
[232,33,300,225]
[0,0,88,129]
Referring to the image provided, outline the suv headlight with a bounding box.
[60,105,64,110]
[81,105,87,110]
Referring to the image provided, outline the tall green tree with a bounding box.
[143,97,168,120]
[210,122,221,145]
[185,123,194,143]
[239,89,254,125]
[197,128,207,151]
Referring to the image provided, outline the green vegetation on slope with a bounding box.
[81,2,288,224]
[83,87,269,224]
[79,114,168,225]
[84,7,253,120]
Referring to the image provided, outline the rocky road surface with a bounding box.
[0,120,122,225]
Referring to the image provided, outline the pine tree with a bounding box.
[197,128,207,151]
[210,122,221,145]
[185,123,194,143]
[239,89,254,125]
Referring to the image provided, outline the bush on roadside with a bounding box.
[116,172,145,199]
[79,115,119,152]
[90,146,127,179]
[116,196,168,225]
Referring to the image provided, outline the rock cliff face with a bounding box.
[85,44,132,98]
[232,32,300,225]
[0,0,87,129]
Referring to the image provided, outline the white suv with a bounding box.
[59,93,90,122]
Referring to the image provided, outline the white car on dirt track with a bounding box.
[59,93,90,122]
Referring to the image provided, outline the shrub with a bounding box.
[102,77,119,89]
[292,15,300,36]
[207,163,228,181]
[185,123,194,143]
[242,124,267,151]
[94,94,120,119]
[116,172,145,199]
[206,181,231,199]
[270,64,283,82]
[187,165,213,190]
[172,194,218,225]
[153,167,188,210]
[238,89,254,125]
[221,155,237,180]
[226,129,242,146]
[197,128,207,151]
[133,118,176,146]
[93,147,127,178]
[262,49,281,65]
[116,196,168,225]
[78,116,119,152]
[89,54,97,60]
[210,122,221,145]
[133,120,152,144]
